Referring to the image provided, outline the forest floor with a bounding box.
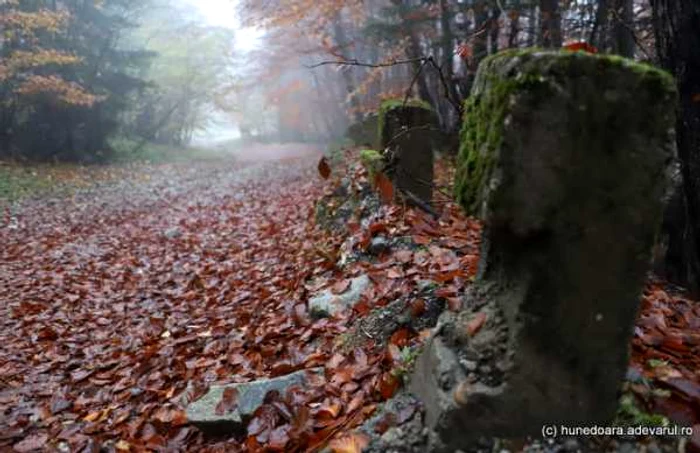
[0,144,698,452]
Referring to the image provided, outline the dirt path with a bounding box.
[0,145,343,451]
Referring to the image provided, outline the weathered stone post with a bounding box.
[410,50,676,450]
[379,99,438,207]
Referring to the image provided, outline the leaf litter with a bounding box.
[0,146,698,452]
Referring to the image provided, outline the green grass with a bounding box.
[109,137,234,164]
[0,165,61,204]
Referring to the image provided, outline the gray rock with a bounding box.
[309,274,371,317]
[185,368,321,436]
[368,236,391,255]
[411,50,676,451]
[164,227,182,239]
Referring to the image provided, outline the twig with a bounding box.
[403,58,430,106]
[307,56,463,117]
[305,57,425,69]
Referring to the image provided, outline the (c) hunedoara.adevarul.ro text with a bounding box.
[541,425,694,438]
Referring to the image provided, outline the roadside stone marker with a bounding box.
[379,99,438,207]
[410,49,677,451]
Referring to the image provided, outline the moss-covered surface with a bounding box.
[378,98,434,145]
[359,149,385,178]
[455,48,677,217]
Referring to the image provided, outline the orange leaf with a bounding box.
[378,373,400,400]
[389,328,411,347]
[374,172,394,203]
[329,432,370,453]
[563,41,598,54]
[318,156,331,179]
[318,401,343,419]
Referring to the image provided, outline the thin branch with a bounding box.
[305,58,425,69]
[403,58,430,106]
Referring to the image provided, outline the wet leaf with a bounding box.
[329,432,370,453]
[318,156,331,179]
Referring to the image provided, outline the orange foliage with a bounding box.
[1,5,98,107]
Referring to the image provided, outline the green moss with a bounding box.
[359,149,384,178]
[455,48,677,216]
[615,394,669,427]
[378,98,434,145]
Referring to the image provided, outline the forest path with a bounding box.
[0,144,336,451]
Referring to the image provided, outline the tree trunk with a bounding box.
[489,6,500,55]
[438,0,460,131]
[652,0,700,293]
[331,13,361,123]
[508,0,521,48]
[539,0,562,48]
[473,1,490,64]
[613,0,635,57]
[590,0,610,50]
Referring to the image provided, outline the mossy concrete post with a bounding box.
[410,50,677,450]
[379,99,438,207]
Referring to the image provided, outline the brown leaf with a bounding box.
[410,299,426,317]
[374,172,394,203]
[318,156,331,179]
[13,433,48,452]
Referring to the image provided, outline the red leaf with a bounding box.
[378,373,400,400]
[318,156,331,179]
[563,41,598,53]
[374,172,394,203]
[389,328,411,348]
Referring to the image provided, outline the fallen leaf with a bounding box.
[329,432,370,453]
[13,433,48,452]
[318,156,332,179]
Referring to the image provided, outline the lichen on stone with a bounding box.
[455,48,677,218]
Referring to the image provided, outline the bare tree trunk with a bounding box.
[508,0,522,48]
[331,13,361,122]
[613,0,635,57]
[526,2,538,47]
[489,6,501,54]
[539,0,562,48]
[652,0,700,293]
[590,0,610,49]
[439,0,460,130]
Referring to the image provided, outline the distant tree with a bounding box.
[651,0,700,293]
[0,0,151,161]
